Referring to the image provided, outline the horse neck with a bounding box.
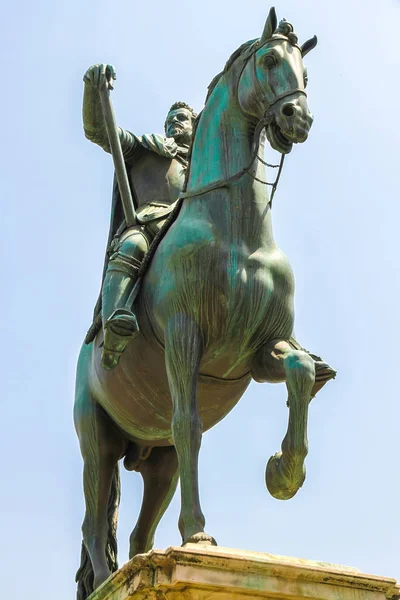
[185,66,275,248]
[188,70,254,190]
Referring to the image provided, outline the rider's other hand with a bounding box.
[83,64,116,89]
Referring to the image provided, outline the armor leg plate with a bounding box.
[101,227,149,370]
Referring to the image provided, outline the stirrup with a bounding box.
[101,309,140,370]
[106,308,139,336]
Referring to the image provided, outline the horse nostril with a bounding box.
[281,103,295,118]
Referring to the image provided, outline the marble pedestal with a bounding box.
[88,545,400,600]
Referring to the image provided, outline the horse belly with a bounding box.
[90,321,251,446]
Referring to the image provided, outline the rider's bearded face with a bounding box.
[165,108,193,146]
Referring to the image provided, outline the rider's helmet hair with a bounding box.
[164,102,197,131]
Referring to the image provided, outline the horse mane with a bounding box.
[205,39,257,103]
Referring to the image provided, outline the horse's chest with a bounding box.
[176,243,294,337]
[149,219,295,361]
[202,243,289,289]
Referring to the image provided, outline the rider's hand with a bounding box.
[83,63,116,89]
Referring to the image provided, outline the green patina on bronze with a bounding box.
[74,8,335,600]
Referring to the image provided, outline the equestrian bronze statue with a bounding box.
[75,8,336,599]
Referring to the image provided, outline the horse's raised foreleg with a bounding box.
[252,339,315,500]
[129,446,179,558]
[165,315,216,546]
[74,347,127,597]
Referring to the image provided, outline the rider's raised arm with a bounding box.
[82,64,138,157]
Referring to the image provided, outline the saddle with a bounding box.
[84,198,184,345]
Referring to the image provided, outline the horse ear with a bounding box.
[260,7,278,43]
[301,35,318,57]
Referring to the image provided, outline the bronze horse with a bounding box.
[75,8,334,599]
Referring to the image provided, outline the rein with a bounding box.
[179,111,288,206]
[179,117,283,202]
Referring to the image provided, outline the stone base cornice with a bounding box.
[89,544,400,600]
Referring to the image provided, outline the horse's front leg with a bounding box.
[165,315,216,546]
[252,339,315,500]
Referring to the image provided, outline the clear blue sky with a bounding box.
[2,0,399,597]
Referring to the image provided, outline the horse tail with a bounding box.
[105,464,120,573]
[76,464,121,600]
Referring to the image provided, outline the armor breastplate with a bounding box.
[127,150,186,222]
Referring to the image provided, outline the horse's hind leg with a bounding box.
[252,339,315,500]
[165,315,215,546]
[74,347,127,596]
[129,446,178,558]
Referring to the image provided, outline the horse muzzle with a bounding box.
[266,96,314,154]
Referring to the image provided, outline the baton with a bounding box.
[99,69,137,227]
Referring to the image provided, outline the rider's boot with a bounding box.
[101,255,140,370]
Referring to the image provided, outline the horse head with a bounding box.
[237,7,317,154]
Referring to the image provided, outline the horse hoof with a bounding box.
[265,452,306,500]
[183,532,218,547]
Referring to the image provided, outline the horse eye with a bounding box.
[304,71,308,88]
[263,54,277,69]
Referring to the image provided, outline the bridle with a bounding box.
[180,36,308,206]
